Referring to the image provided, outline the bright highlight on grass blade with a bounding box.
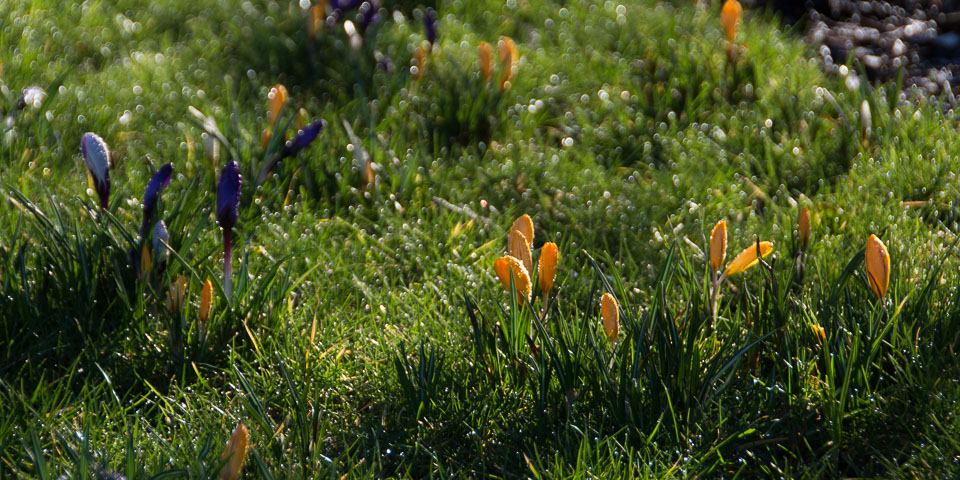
[811,323,826,347]
[219,423,249,480]
[723,241,773,277]
[600,293,618,345]
[494,255,531,303]
[865,234,890,299]
[709,220,727,271]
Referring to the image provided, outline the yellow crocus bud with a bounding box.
[865,234,890,298]
[140,244,152,276]
[509,230,533,275]
[166,275,188,312]
[538,242,559,295]
[497,36,518,91]
[723,241,773,277]
[199,279,213,323]
[478,41,493,82]
[413,45,427,80]
[267,84,288,127]
[509,214,534,250]
[600,293,619,345]
[219,423,249,480]
[721,0,743,43]
[307,4,325,41]
[494,255,531,302]
[709,220,727,271]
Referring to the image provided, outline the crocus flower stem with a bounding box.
[223,229,233,299]
[540,291,550,321]
[710,270,722,322]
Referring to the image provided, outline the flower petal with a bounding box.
[152,220,170,265]
[141,163,174,236]
[709,220,727,271]
[509,230,533,275]
[723,241,773,277]
[494,255,531,302]
[283,121,324,158]
[80,132,111,208]
[424,7,438,45]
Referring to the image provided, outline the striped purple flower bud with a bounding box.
[80,132,111,209]
[140,162,174,238]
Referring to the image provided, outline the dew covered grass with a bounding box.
[3,0,960,478]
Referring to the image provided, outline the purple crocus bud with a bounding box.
[140,162,174,238]
[424,8,438,45]
[357,1,380,33]
[333,0,363,12]
[152,220,170,268]
[259,120,324,184]
[80,132,111,209]
[283,121,324,157]
[217,161,242,298]
[217,161,242,231]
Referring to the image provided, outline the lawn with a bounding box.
[3,0,960,478]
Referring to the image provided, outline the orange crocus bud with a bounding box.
[600,293,619,345]
[497,36,518,91]
[219,423,249,480]
[478,41,493,82]
[723,241,773,277]
[199,279,213,323]
[798,206,811,250]
[267,84,288,127]
[494,255,532,302]
[865,234,889,298]
[709,220,727,271]
[538,242,558,295]
[721,0,743,43]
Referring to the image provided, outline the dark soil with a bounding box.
[755,0,960,100]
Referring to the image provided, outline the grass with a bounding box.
[2,0,960,477]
